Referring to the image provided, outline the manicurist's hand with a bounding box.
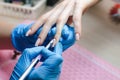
[10,43,63,80]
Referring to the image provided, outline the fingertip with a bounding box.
[25,29,32,36]
[35,38,41,46]
[75,32,80,41]
[74,21,81,41]
[53,33,61,47]
[52,38,57,47]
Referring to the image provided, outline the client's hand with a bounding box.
[24,0,99,46]
[10,43,63,80]
[11,23,75,52]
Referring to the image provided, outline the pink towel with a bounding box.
[0,44,120,80]
[0,50,17,80]
[60,44,120,80]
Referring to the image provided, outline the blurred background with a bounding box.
[0,0,120,69]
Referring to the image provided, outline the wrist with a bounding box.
[79,0,101,13]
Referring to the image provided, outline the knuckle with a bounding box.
[47,18,52,22]
[30,27,36,33]
[75,25,80,29]
[57,18,63,23]
[54,55,63,63]
[41,15,46,21]
[23,48,30,55]
[39,35,46,44]
[40,31,48,39]
[47,20,53,25]
[56,31,61,36]
[41,27,48,34]
[73,16,78,21]
[24,48,29,52]
[75,28,81,33]
[55,33,61,41]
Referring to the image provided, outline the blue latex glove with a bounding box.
[11,23,75,52]
[10,43,63,80]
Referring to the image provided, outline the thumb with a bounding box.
[16,46,44,70]
[21,46,45,62]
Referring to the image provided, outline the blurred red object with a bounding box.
[110,4,120,24]
[110,4,120,15]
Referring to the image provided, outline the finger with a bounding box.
[28,50,63,80]
[25,10,53,36]
[21,47,44,62]
[13,46,44,75]
[26,1,67,36]
[73,0,83,41]
[35,1,68,46]
[53,0,75,47]
[39,48,63,68]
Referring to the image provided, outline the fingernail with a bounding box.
[26,29,31,36]
[52,39,56,47]
[35,38,41,46]
[76,33,80,41]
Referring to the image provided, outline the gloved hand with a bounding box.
[11,23,75,52]
[10,43,63,80]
